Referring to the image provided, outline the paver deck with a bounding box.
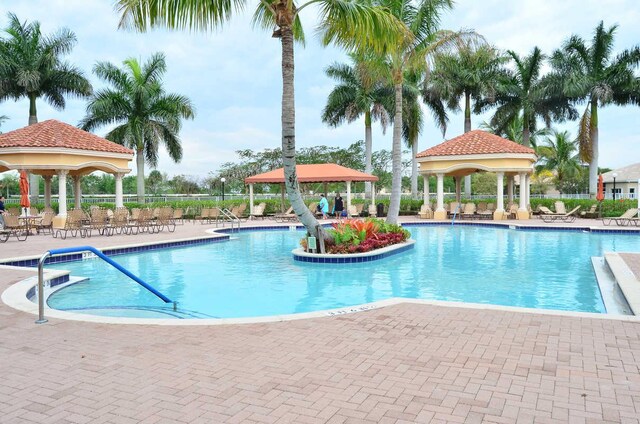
[1,217,640,423]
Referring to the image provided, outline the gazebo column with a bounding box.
[455,177,462,203]
[434,173,447,220]
[346,181,352,214]
[249,184,254,215]
[74,176,82,209]
[494,172,505,220]
[57,170,68,216]
[115,173,124,208]
[43,176,52,208]
[517,172,528,219]
[507,176,514,205]
[423,175,430,206]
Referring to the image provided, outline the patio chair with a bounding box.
[461,202,477,219]
[601,208,639,226]
[110,208,130,235]
[196,208,210,224]
[418,203,432,219]
[173,208,184,225]
[274,206,296,223]
[580,204,599,219]
[35,211,54,235]
[156,207,176,232]
[486,203,496,212]
[1,214,28,241]
[7,207,20,216]
[554,201,567,214]
[52,209,88,239]
[477,202,487,213]
[507,204,519,219]
[29,206,39,216]
[86,208,110,236]
[355,204,364,215]
[250,203,266,220]
[448,202,460,216]
[368,204,377,218]
[235,203,248,221]
[540,206,581,223]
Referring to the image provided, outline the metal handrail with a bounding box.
[35,245,176,324]
[451,204,462,226]
[219,208,240,232]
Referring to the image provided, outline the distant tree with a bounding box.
[80,53,195,203]
[146,170,166,194]
[536,130,583,193]
[549,21,640,196]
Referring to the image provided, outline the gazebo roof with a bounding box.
[245,163,378,184]
[416,130,535,158]
[0,119,133,155]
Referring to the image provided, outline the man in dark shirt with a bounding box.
[0,196,5,228]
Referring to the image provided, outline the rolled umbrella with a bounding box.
[596,174,604,202]
[19,170,30,212]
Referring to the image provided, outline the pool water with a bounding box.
[46,226,640,318]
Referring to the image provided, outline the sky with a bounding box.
[0,0,639,180]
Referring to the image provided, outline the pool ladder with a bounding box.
[219,208,240,232]
[35,246,176,324]
[451,204,462,226]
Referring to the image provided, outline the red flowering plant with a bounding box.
[321,218,411,254]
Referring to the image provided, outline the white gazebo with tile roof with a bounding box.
[416,130,537,220]
[0,120,134,215]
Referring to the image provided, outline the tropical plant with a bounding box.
[322,53,390,199]
[426,41,504,195]
[402,68,447,199]
[480,114,550,150]
[322,217,410,253]
[115,0,404,243]
[476,47,576,148]
[0,12,92,200]
[549,21,640,196]
[536,130,583,193]
[375,0,472,224]
[79,53,195,203]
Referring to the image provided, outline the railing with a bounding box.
[218,208,240,232]
[451,204,462,226]
[36,246,175,324]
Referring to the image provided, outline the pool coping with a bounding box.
[2,222,640,325]
[604,252,640,315]
[292,240,416,263]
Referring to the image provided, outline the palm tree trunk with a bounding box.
[280,27,321,239]
[463,92,471,196]
[136,148,145,203]
[364,110,373,199]
[522,115,531,147]
[589,99,598,197]
[28,94,40,203]
[387,79,403,224]
[411,136,418,199]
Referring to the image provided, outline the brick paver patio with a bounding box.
[1,217,640,423]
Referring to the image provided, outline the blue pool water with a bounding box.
[46,226,640,318]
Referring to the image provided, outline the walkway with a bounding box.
[1,216,640,423]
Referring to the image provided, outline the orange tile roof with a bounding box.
[416,130,536,158]
[245,163,378,184]
[0,119,134,155]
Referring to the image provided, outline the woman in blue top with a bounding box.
[319,194,329,219]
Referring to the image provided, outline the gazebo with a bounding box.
[416,130,537,220]
[0,120,134,215]
[244,163,379,215]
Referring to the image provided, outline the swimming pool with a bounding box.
[45,225,640,318]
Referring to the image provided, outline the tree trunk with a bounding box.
[280,27,321,239]
[28,94,40,204]
[589,99,599,197]
[136,148,145,203]
[387,80,403,224]
[522,116,531,147]
[411,137,418,199]
[364,110,373,199]
[463,92,472,196]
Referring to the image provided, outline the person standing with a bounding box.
[0,196,5,228]
[319,194,329,219]
[334,193,344,219]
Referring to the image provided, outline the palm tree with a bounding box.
[402,69,446,198]
[426,41,504,195]
[480,114,550,150]
[322,53,390,199]
[115,0,404,241]
[0,13,92,201]
[376,0,473,224]
[477,47,576,148]
[79,53,195,203]
[549,21,640,196]
[0,115,7,133]
[536,130,583,193]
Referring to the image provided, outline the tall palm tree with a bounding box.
[426,41,504,195]
[0,115,7,133]
[376,0,472,224]
[477,47,576,148]
[322,53,390,199]
[0,13,92,201]
[536,130,583,193]
[79,53,195,203]
[549,21,640,196]
[402,69,446,198]
[116,0,403,241]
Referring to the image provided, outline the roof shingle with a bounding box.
[0,120,134,155]
[416,130,536,158]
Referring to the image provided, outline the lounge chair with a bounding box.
[448,202,460,216]
[554,201,567,215]
[274,206,296,223]
[52,210,88,239]
[418,203,432,219]
[601,208,639,226]
[35,212,54,235]
[348,204,359,218]
[580,204,599,219]
[540,206,581,223]
[460,203,476,219]
[250,203,266,220]
[173,208,184,225]
[156,207,176,232]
